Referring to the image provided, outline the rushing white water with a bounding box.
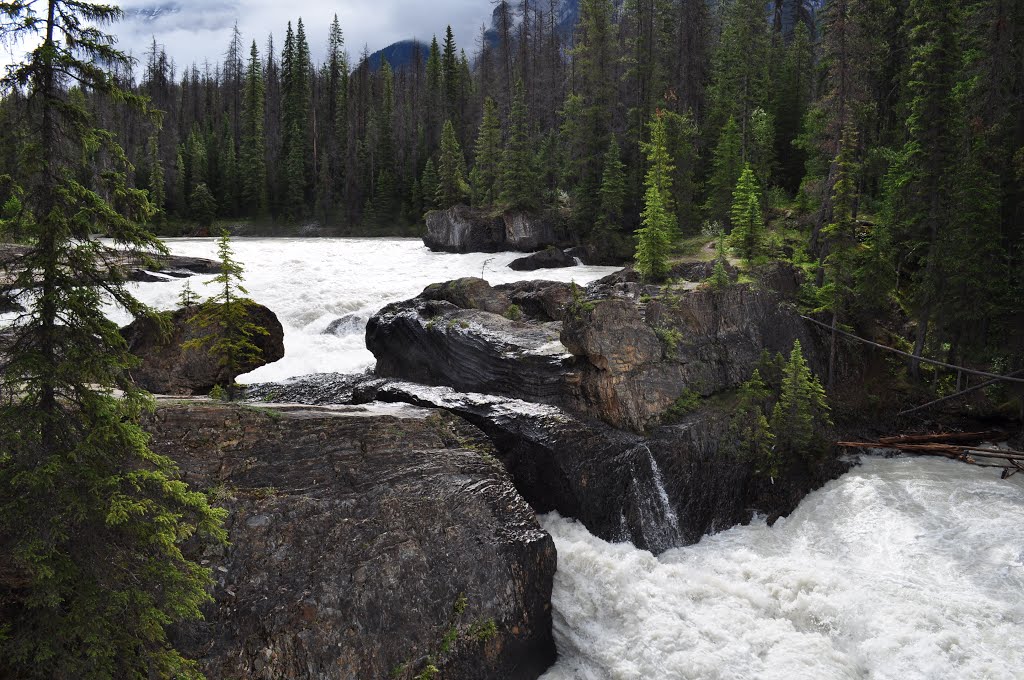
[540,456,1024,680]
[104,237,619,383]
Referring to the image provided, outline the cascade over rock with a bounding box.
[423,206,566,253]
[151,401,556,680]
[122,303,285,394]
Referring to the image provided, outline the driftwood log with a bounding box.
[839,431,1024,478]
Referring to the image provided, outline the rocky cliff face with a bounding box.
[149,401,556,680]
[423,206,565,253]
[122,303,285,394]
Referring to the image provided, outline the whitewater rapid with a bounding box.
[539,456,1024,680]
[106,237,619,382]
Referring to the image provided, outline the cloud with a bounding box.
[113,0,492,68]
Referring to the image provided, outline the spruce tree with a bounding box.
[727,164,764,264]
[0,2,225,676]
[635,111,676,281]
[703,117,743,225]
[597,135,626,233]
[436,120,468,208]
[470,97,503,207]
[769,341,832,461]
[240,40,268,217]
[729,370,776,474]
[421,158,440,212]
[500,79,538,210]
[185,231,269,400]
[148,134,166,222]
[190,182,218,227]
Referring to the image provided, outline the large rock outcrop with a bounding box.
[366,271,821,431]
[150,401,556,680]
[423,206,564,253]
[508,247,577,271]
[122,303,285,394]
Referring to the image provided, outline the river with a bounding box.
[127,238,1023,679]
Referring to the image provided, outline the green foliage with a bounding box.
[709,257,731,289]
[703,117,743,225]
[635,111,676,281]
[729,370,777,475]
[453,592,468,616]
[190,182,217,226]
[769,341,832,461]
[504,304,523,321]
[654,326,682,356]
[421,158,440,213]
[500,80,538,210]
[178,279,200,308]
[664,389,701,420]
[470,97,503,207]
[240,40,268,217]
[726,165,764,264]
[436,120,469,208]
[469,618,498,642]
[0,3,226,676]
[596,135,626,233]
[185,231,269,399]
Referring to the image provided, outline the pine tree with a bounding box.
[470,97,503,207]
[425,36,443,153]
[500,79,538,210]
[729,370,776,474]
[0,2,225,676]
[190,182,218,227]
[769,341,832,461]
[662,110,699,235]
[749,107,776,193]
[441,25,460,132]
[596,135,626,233]
[421,158,440,213]
[727,165,764,263]
[147,134,166,222]
[703,117,743,225]
[635,111,676,280]
[436,120,468,208]
[185,231,269,400]
[240,40,267,217]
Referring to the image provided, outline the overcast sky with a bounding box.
[110,1,493,69]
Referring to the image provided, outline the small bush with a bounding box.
[655,326,683,356]
[504,304,523,321]
[664,389,701,420]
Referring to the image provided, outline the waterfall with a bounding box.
[623,443,683,552]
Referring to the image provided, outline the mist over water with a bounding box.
[110,237,619,382]
[540,456,1024,680]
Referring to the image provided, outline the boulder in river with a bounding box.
[122,302,285,394]
[508,247,577,271]
[150,401,556,680]
[423,205,564,253]
[323,313,367,336]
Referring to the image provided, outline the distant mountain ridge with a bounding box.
[364,40,431,71]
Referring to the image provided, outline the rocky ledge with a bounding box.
[423,206,568,253]
[151,400,556,680]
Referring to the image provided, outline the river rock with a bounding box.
[508,247,576,271]
[323,313,367,336]
[149,401,555,680]
[423,206,563,253]
[122,302,285,394]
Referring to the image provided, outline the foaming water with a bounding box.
[103,237,619,382]
[540,456,1024,680]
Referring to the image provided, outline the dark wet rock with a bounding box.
[508,247,576,271]
[128,270,172,283]
[323,313,367,336]
[565,245,596,265]
[423,206,564,253]
[122,303,285,394]
[421,277,512,315]
[150,401,555,680]
[366,297,570,403]
[493,280,574,322]
[667,259,739,283]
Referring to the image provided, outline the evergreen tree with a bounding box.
[635,111,676,280]
[147,134,166,221]
[470,97,503,207]
[727,165,764,263]
[749,107,776,193]
[190,182,218,227]
[421,158,440,212]
[662,110,699,235]
[240,40,267,217]
[769,341,832,461]
[500,79,538,210]
[185,231,269,400]
[441,25,460,132]
[0,2,225,676]
[703,117,743,225]
[597,135,627,233]
[436,119,468,208]
[729,370,776,474]
[425,36,443,153]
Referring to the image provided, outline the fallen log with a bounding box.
[877,431,1007,445]
[837,436,1024,475]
